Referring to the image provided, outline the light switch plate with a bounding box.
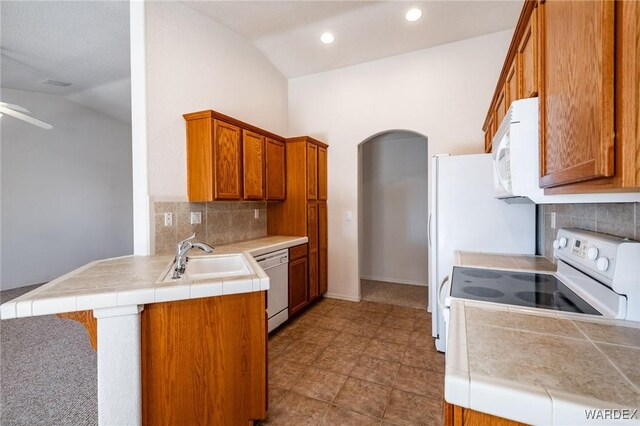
[190,212,201,224]
[345,211,352,221]
[550,212,556,229]
[254,209,259,219]
[164,212,173,227]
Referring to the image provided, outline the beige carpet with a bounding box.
[360,279,428,310]
[1,284,97,426]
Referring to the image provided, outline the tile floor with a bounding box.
[264,298,445,425]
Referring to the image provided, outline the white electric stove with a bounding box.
[438,228,640,351]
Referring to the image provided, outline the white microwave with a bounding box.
[492,98,640,204]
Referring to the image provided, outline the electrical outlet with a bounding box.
[345,211,353,221]
[164,212,173,227]
[190,211,202,224]
[254,209,259,219]
[550,212,556,229]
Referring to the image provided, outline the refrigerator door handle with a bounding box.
[427,213,432,248]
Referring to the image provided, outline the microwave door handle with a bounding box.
[494,139,510,191]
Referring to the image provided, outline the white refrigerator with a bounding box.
[429,154,536,352]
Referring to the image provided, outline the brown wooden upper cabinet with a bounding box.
[243,130,265,200]
[495,85,507,128]
[485,113,495,153]
[265,138,286,201]
[318,147,327,200]
[539,0,615,188]
[505,58,518,108]
[307,144,318,200]
[482,1,539,153]
[183,110,287,202]
[267,136,329,312]
[518,5,538,99]
[482,0,639,193]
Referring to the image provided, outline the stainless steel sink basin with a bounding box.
[160,254,252,283]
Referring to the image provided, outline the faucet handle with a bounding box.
[178,233,197,247]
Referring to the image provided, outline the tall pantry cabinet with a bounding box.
[268,137,329,312]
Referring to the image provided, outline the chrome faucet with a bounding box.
[172,233,214,279]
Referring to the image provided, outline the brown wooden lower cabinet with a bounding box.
[59,292,268,425]
[289,244,309,315]
[443,401,526,426]
[318,202,328,295]
[141,293,267,425]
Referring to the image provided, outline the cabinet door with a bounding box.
[318,203,328,295]
[307,203,319,300]
[495,85,507,128]
[484,113,495,153]
[265,138,285,201]
[318,147,327,201]
[213,120,243,200]
[539,0,615,188]
[307,144,318,200]
[505,57,519,108]
[518,6,538,98]
[288,256,308,315]
[243,130,265,200]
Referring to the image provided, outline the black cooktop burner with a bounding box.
[461,269,503,279]
[451,266,601,315]
[511,273,556,283]
[463,286,506,298]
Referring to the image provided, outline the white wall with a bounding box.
[145,2,288,198]
[1,88,133,290]
[288,30,513,300]
[361,132,428,286]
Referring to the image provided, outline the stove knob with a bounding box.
[558,237,568,248]
[596,257,609,272]
[553,240,560,249]
[587,247,599,260]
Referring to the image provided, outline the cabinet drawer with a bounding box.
[289,244,308,261]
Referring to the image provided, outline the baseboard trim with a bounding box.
[360,275,427,287]
[324,293,362,302]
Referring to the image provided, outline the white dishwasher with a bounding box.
[255,249,289,333]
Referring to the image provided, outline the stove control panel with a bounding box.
[554,229,622,283]
[554,228,640,321]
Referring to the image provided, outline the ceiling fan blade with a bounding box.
[0,106,54,129]
[0,102,31,113]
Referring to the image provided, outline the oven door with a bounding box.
[436,276,452,352]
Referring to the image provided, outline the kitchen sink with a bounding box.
[160,254,252,282]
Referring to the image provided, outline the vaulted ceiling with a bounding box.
[1,1,131,123]
[183,1,523,78]
[0,1,522,123]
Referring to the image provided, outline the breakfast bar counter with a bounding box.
[0,235,307,426]
[445,252,640,425]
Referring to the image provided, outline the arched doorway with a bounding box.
[357,130,429,309]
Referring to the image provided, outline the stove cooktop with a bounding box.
[450,266,601,315]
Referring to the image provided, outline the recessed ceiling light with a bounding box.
[405,8,423,22]
[320,32,335,44]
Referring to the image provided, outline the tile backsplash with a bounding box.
[154,201,267,254]
[539,202,639,261]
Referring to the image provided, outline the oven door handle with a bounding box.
[436,276,450,310]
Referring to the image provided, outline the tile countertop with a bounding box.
[0,236,307,320]
[445,251,640,425]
